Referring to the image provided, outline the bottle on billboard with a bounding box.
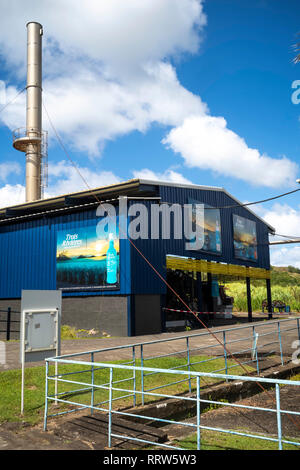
[215,219,221,252]
[106,233,118,284]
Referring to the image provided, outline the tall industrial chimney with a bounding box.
[13,22,47,202]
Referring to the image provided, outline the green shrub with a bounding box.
[60,325,78,339]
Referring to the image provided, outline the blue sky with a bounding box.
[0,0,300,266]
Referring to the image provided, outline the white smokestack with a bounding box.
[13,22,45,203]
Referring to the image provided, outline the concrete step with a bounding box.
[52,411,168,450]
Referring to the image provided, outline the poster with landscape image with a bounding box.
[188,198,222,254]
[233,214,257,262]
[56,222,119,290]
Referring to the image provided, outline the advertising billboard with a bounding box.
[56,222,119,290]
[233,214,257,262]
[188,199,222,254]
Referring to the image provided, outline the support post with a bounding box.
[91,351,94,415]
[246,277,252,323]
[141,344,144,406]
[223,330,228,379]
[252,326,260,375]
[275,383,282,450]
[6,307,11,341]
[21,311,26,415]
[277,322,284,365]
[207,272,214,316]
[132,346,136,407]
[197,272,202,312]
[266,278,273,320]
[43,360,49,431]
[186,337,191,393]
[108,367,113,448]
[196,376,201,450]
[161,294,167,333]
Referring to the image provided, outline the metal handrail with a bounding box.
[54,316,300,360]
[44,317,300,407]
[44,356,300,450]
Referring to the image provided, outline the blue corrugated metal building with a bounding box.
[0,179,274,336]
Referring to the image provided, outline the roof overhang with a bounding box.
[0,179,159,223]
[0,178,275,232]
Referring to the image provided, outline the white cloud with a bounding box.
[132,168,193,185]
[0,83,26,130]
[0,162,21,181]
[46,160,121,197]
[39,63,206,155]
[0,160,122,208]
[0,184,25,208]
[0,0,207,156]
[0,0,298,190]
[255,203,300,267]
[162,115,298,188]
[270,246,300,269]
[0,0,206,73]
[260,203,300,237]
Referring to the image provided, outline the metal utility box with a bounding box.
[23,309,59,353]
[20,290,61,363]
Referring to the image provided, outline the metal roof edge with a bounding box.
[0,177,275,232]
[0,178,141,215]
[138,178,223,192]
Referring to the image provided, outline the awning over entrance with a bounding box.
[166,255,271,279]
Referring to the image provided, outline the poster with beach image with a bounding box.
[233,214,257,262]
[56,223,120,290]
[188,199,222,254]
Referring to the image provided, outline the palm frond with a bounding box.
[294,49,300,64]
[293,34,300,64]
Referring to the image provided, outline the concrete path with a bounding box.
[1,314,299,371]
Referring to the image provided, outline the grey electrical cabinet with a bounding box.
[20,290,62,363]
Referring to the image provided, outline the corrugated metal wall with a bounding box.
[0,184,271,300]
[130,185,271,295]
[0,207,131,299]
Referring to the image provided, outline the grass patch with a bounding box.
[176,430,300,450]
[0,354,254,425]
[174,371,300,451]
